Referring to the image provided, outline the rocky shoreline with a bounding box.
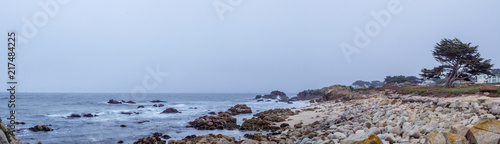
[134,85,500,144]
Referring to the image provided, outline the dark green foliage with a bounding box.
[384,75,421,84]
[351,80,384,88]
[420,38,494,87]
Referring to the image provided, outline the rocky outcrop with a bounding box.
[256,90,289,101]
[167,134,237,144]
[0,117,25,144]
[107,99,122,104]
[254,108,295,122]
[239,117,280,131]
[134,132,171,144]
[161,108,180,114]
[29,125,52,132]
[187,113,238,130]
[297,85,353,101]
[322,85,352,101]
[465,118,500,144]
[297,89,324,100]
[226,104,252,115]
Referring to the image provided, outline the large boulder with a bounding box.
[425,131,467,144]
[226,104,252,116]
[187,113,238,130]
[322,85,352,101]
[161,108,180,114]
[465,119,500,144]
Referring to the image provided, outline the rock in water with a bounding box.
[161,108,179,114]
[29,125,52,132]
[465,119,500,144]
[150,100,166,103]
[107,99,122,104]
[187,113,238,130]
[226,104,252,115]
[67,114,81,118]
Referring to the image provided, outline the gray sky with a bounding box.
[1,0,499,93]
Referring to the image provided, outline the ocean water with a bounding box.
[0,93,309,144]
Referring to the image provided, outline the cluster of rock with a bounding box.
[297,85,355,101]
[187,112,238,130]
[107,99,136,104]
[133,132,171,144]
[226,104,252,116]
[254,108,295,122]
[239,108,296,131]
[255,90,295,103]
[29,125,52,132]
[67,113,97,118]
[166,134,239,144]
[161,108,180,114]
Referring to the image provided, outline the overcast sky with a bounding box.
[1,0,499,93]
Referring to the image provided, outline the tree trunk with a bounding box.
[445,79,454,88]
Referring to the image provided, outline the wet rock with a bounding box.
[158,104,165,107]
[150,100,166,103]
[121,100,136,104]
[120,112,133,115]
[208,112,216,115]
[261,90,288,100]
[29,125,52,132]
[117,140,123,143]
[137,105,145,108]
[108,99,122,104]
[134,134,166,144]
[187,113,238,130]
[120,125,126,127]
[82,113,95,117]
[137,120,150,124]
[14,122,25,125]
[226,104,252,116]
[162,108,180,114]
[67,114,81,118]
[255,95,262,99]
